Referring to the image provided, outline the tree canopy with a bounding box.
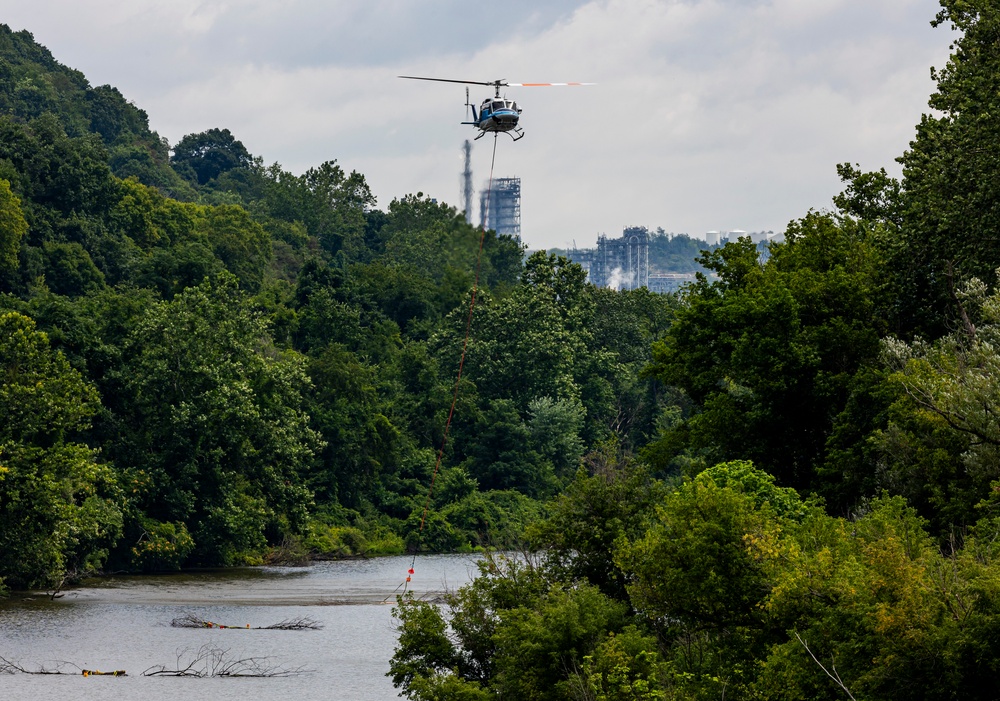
[0,22,677,583]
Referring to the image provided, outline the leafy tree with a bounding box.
[699,459,808,520]
[254,160,374,257]
[349,261,439,336]
[579,626,667,701]
[755,496,994,701]
[135,241,222,298]
[0,178,26,276]
[382,195,484,279]
[455,252,593,409]
[527,395,585,480]
[40,241,105,296]
[0,113,117,224]
[110,273,321,565]
[295,285,391,357]
[879,2,1000,336]
[489,583,628,700]
[0,25,90,134]
[197,203,271,292]
[109,142,196,198]
[86,84,150,145]
[302,161,374,257]
[170,127,252,185]
[877,274,1000,529]
[0,311,100,443]
[645,214,886,499]
[391,593,463,691]
[833,162,903,229]
[0,311,122,588]
[0,113,127,290]
[528,446,669,599]
[0,25,177,195]
[306,343,402,506]
[459,399,550,497]
[128,517,195,572]
[617,473,790,636]
[589,285,677,448]
[109,176,198,249]
[391,553,626,701]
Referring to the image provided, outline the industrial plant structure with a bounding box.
[566,227,776,294]
[570,226,650,290]
[461,140,474,225]
[647,272,698,294]
[480,177,521,240]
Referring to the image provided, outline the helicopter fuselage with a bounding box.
[463,97,523,139]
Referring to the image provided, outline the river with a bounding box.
[0,554,480,701]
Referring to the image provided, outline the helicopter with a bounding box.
[398,76,593,141]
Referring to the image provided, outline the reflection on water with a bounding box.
[0,554,480,701]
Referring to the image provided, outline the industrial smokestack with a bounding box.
[461,140,473,225]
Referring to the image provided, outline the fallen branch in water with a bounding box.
[0,657,126,676]
[169,613,323,630]
[261,616,324,630]
[143,644,307,678]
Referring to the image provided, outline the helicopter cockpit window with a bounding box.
[493,101,506,111]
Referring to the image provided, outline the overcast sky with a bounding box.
[5,0,957,250]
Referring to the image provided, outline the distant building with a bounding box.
[648,272,698,294]
[481,177,521,240]
[564,226,776,294]
[706,229,776,245]
[570,226,649,290]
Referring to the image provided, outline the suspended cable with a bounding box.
[388,134,500,601]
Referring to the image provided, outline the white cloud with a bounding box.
[3,0,956,248]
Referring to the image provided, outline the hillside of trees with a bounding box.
[0,24,675,589]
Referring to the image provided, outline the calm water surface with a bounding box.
[0,554,480,701]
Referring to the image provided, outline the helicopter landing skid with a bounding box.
[475,129,524,141]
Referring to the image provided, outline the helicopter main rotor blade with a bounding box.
[398,76,501,87]
[506,82,596,87]
[399,76,595,88]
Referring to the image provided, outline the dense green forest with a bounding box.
[0,23,674,588]
[388,3,1000,700]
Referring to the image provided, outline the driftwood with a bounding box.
[0,656,126,676]
[169,612,323,630]
[142,644,306,677]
